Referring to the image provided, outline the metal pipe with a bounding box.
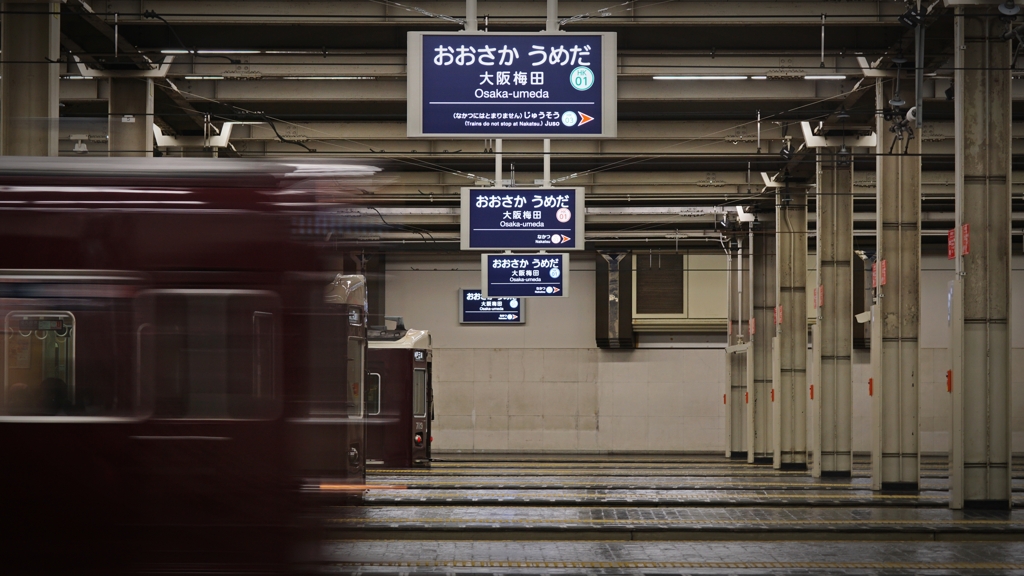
[543,139,551,186]
[738,238,744,341]
[547,0,558,32]
[465,0,477,31]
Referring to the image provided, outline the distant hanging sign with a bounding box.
[461,187,584,250]
[482,253,568,298]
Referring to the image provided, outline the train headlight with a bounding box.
[414,433,424,447]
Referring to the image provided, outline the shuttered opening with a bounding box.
[635,254,684,314]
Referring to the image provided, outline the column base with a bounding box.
[880,481,919,493]
[964,499,1012,510]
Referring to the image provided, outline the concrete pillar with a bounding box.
[0,2,60,156]
[108,79,154,157]
[950,7,1013,510]
[812,154,854,477]
[725,236,751,459]
[773,188,808,469]
[747,222,775,463]
[871,80,921,491]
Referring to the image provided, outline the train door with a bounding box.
[411,349,431,466]
[364,356,386,465]
[132,289,288,564]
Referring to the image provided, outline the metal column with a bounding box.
[773,188,808,469]
[748,222,776,463]
[950,7,1013,510]
[871,80,921,491]
[0,2,60,156]
[813,154,854,477]
[725,237,751,459]
[108,79,154,157]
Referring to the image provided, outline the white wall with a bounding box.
[386,252,1023,453]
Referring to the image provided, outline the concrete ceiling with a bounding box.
[53,0,1024,248]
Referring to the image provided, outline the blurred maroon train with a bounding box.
[0,158,378,574]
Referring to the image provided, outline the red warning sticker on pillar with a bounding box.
[880,260,887,286]
[962,223,970,255]
[948,229,956,260]
[749,317,755,335]
[872,262,877,288]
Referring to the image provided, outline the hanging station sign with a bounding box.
[482,253,568,298]
[407,32,617,138]
[461,187,584,250]
[458,289,524,324]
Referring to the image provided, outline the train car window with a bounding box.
[253,312,274,399]
[136,290,280,420]
[366,372,381,416]
[348,337,364,418]
[4,312,75,416]
[412,368,427,417]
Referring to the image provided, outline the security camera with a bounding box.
[906,106,918,123]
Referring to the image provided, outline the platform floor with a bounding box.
[318,454,1024,574]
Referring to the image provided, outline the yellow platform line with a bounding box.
[368,477,921,485]
[366,490,944,501]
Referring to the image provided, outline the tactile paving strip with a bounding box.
[327,504,1024,533]
[320,539,1024,574]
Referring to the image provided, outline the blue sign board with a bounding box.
[461,187,584,250]
[459,289,524,324]
[408,32,617,138]
[482,253,568,298]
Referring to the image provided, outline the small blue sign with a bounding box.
[482,253,568,298]
[462,187,583,250]
[459,289,524,324]
[408,32,616,138]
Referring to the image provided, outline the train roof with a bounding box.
[367,328,431,350]
[0,157,380,181]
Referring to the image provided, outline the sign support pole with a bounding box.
[495,138,502,186]
[544,0,557,187]
[543,139,551,186]
[465,0,477,31]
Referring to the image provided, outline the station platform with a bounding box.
[319,454,1024,574]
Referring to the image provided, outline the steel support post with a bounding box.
[950,7,1013,510]
[813,154,854,477]
[871,80,921,491]
[108,78,154,157]
[748,222,776,463]
[773,188,808,469]
[725,237,751,459]
[0,2,59,156]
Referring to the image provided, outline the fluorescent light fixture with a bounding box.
[162,49,261,55]
[197,50,260,54]
[653,75,748,80]
[804,75,847,80]
[280,76,376,80]
[750,75,768,80]
[62,75,88,80]
[184,75,224,80]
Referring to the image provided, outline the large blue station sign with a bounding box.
[407,32,616,138]
[458,289,524,324]
[461,187,584,250]
[482,253,568,298]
